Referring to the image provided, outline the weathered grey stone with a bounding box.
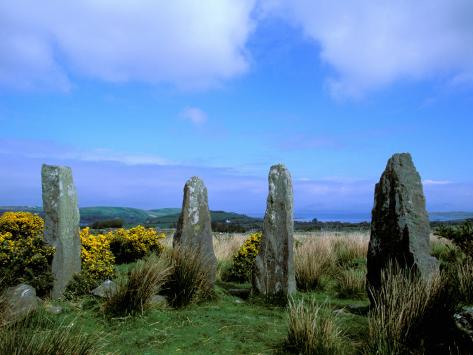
[91,279,117,298]
[42,164,81,299]
[44,304,63,315]
[367,153,439,298]
[150,295,168,308]
[454,306,473,344]
[173,177,217,283]
[3,284,38,323]
[253,164,296,300]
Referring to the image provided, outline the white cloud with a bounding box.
[264,0,473,97]
[0,139,171,166]
[0,0,256,90]
[180,107,208,125]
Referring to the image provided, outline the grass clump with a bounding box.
[333,268,366,299]
[164,246,215,308]
[285,298,347,355]
[367,265,459,354]
[295,238,333,291]
[103,254,171,317]
[0,311,98,355]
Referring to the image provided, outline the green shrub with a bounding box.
[0,212,54,296]
[285,298,347,354]
[164,246,214,308]
[89,218,124,229]
[437,222,473,258]
[103,254,171,317]
[227,232,262,282]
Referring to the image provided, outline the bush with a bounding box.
[108,226,165,264]
[89,218,123,229]
[0,310,98,354]
[103,254,171,317]
[333,268,366,299]
[211,221,246,233]
[164,246,214,308]
[0,212,54,296]
[285,298,347,354]
[367,264,459,354]
[437,222,473,258]
[227,232,262,282]
[65,227,116,297]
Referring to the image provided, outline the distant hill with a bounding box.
[0,206,260,228]
[2,206,473,230]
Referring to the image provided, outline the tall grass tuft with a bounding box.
[455,259,473,304]
[333,268,366,299]
[286,298,347,355]
[367,264,458,354]
[332,237,367,268]
[0,311,98,354]
[103,254,171,317]
[295,238,333,291]
[164,246,215,308]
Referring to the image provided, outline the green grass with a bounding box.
[40,284,369,354]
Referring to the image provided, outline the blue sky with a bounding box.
[1,1,473,217]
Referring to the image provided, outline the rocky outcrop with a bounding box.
[173,177,217,284]
[253,164,296,301]
[42,164,81,299]
[367,153,439,297]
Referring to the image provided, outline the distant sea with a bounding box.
[246,211,473,223]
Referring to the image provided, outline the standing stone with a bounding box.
[173,177,217,283]
[367,153,439,297]
[42,164,81,299]
[253,164,296,300]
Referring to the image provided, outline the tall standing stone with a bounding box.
[41,164,81,299]
[253,164,296,300]
[367,153,439,297]
[173,177,217,283]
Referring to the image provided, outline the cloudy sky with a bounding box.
[1,1,473,218]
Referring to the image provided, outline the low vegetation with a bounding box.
[103,254,171,317]
[1,211,471,353]
[286,298,348,354]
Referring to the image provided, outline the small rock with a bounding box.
[91,280,116,298]
[44,304,63,315]
[454,306,473,343]
[150,295,168,307]
[3,284,38,323]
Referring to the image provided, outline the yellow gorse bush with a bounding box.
[80,227,115,280]
[108,225,166,264]
[0,212,44,240]
[228,232,262,282]
[0,212,54,296]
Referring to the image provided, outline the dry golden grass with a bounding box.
[286,298,347,354]
[294,232,369,291]
[367,264,455,354]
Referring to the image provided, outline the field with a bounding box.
[2,229,472,354]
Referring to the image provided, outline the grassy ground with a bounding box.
[6,230,470,354]
[46,282,368,354]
